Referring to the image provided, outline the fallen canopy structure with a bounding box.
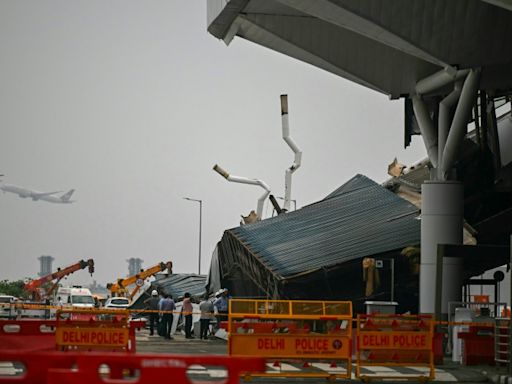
[131,274,207,310]
[211,174,422,313]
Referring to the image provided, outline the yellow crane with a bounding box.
[107,261,172,300]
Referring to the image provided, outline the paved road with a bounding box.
[136,329,227,355]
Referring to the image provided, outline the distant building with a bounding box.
[127,258,143,277]
[38,255,54,277]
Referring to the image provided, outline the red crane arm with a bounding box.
[24,259,94,293]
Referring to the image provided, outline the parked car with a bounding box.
[104,297,131,310]
[0,295,18,319]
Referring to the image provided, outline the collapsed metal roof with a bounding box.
[131,274,207,309]
[152,274,207,299]
[228,174,420,279]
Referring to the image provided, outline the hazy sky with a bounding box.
[0,1,427,286]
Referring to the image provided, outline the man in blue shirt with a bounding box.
[159,293,176,339]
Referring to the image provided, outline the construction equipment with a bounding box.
[107,261,172,300]
[24,259,95,301]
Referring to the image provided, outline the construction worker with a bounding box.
[214,288,230,329]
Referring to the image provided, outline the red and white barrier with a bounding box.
[0,318,146,353]
[0,350,266,384]
[0,320,56,352]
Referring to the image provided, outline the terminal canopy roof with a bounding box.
[208,0,512,98]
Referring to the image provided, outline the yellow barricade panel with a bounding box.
[56,326,129,348]
[55,308,130,351]
[230,334,350,359]
[359,331,430,350]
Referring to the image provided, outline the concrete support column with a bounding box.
[420,181,464,314]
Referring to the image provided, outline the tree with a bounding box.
[0,279,29,299]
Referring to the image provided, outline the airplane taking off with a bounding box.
[0,184,75,204]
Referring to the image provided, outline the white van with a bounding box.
[55,287,95,308]
[0,295,18,319]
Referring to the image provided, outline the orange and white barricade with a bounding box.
[356,314,435,381]
[228,299,353,380]
[55,308,132,352]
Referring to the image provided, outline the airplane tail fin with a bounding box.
[61,189,75,202]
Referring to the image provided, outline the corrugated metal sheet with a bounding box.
[229,174,420,279]
[130,274,207,310]
[324,174,378,200]
[152,274,207,299]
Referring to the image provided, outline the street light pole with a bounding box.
[183,197,202,275]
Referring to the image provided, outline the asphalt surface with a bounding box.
[136,329,228,355]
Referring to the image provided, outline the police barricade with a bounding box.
[0,319,56,352]
[56,308,132,352]
[0,350,266,384]
[0,313,145,354]
[228,299,353,380]
[356,314,435,381]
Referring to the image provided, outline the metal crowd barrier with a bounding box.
[356,314,435,381]
[228,299,353,380]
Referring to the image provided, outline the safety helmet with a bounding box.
[151,290,158,296]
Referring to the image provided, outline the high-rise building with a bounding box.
[127,258,143,276]
[38,255,54,277]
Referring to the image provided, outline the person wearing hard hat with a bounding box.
[144,289,161,336]
[214,288,230,329]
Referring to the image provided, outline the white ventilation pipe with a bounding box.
[281,94,302,212]
[213,164,271,220]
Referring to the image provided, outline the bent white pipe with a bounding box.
[213,164,271,220]
[281,94,302,212]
